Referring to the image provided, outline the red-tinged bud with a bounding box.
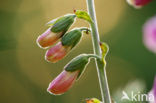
[37,14,76,48]
[47,54,99,95]
[45,28,90,63]
[126,0,152,8]
[47,70,79,95]
[143,16,156,53]
[37,28,64,48]
[45,42,71,63]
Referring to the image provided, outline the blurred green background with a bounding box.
[0,0,156,103]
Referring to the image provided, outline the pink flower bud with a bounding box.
[148,77,156,103]
[47,70,79,95]
[143,16,156,53]
[45,42,71,63]
[37,28,63,48]
[126,0,152,8]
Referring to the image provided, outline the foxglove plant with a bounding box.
[35,0,156,102]
[36,0,112,103]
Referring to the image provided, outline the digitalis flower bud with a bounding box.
[143,16,156,53]
[47,54,93,95]
[45,42,71,63]
[45,28,89,63]
[126,0,152,8]
[47,70,79,95]
[37,28,64,48]
[37,14,76,48]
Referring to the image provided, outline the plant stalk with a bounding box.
[86,0,111,103]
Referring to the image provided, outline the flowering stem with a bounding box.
[86,0,111,103]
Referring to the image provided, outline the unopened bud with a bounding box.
[45,28,90,63]
[47,70,79,95]
[45,42,71,63]
[47,54,99,95]
[37,14,76,48]
[37,28,64,48]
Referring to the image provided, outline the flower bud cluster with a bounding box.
[36,12,101,95]
[37,14,90,63]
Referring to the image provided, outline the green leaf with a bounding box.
[75,10,92,23]
[100,42,109,63]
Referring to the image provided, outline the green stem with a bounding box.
[87,54,101,60]
[80,27,90,32]
[86,0,111,103]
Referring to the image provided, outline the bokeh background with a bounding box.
[0,0,156,103]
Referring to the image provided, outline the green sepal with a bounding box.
[75,10,92,23]
[100,42,109,64]
[65,54,90,79]
[61,28,82,48]
[46,19,57,26]
[51,14,76,33]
